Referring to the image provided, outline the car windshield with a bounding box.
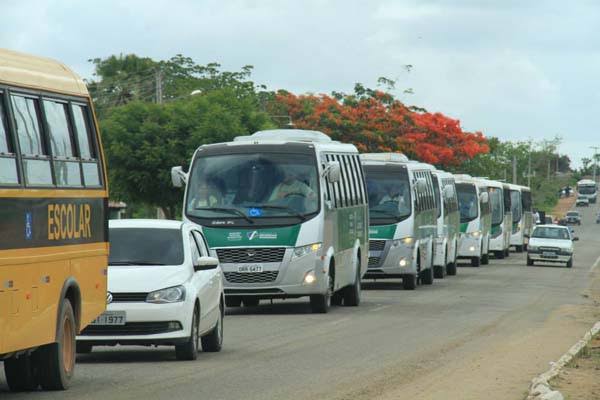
[567,212,579,217]
[456,183,478,223]
[510,190,522,222]
[186,152,319,221]
[109,228,184,266]
[489,187,503,225]
[364,166,412,223]
[578,185,596,194]
[532,227,570,240]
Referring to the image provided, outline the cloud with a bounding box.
[2,0,599,168]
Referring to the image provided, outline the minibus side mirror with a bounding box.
[442,185,454,200]
[194,256,219,271]
[479,192,489,203]
[171,166,188,188]
[325,161,341,183]
[416,178,428,192]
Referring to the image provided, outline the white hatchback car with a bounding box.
[527,224,578,268]
[77,219,224,360]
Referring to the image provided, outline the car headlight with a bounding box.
[528,245,538,252]
[293,243,322,259]
[393,236,414,247]
[146,285,186,304]
[467,230,481,238]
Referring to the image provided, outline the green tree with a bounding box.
[101,90,273,218]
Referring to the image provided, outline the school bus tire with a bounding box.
[38,299,76,390]
[4,353,39,391]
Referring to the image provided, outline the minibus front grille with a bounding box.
[369,240,386,252]
[216,247,286,264]
[224,271,279,284]
[368,257,381,268]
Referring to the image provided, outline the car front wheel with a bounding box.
[175,306,200,361]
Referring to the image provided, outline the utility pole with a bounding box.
[155,69,163,104]
[591,146,600,183]
[512,154,517,184]
[527,142,532,187]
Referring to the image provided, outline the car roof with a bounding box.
[566,210,580,214]
[534,224,568,229]
[109,219,184,230]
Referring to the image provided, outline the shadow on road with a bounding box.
[225,301,322,316]
[76,348,179,364]
[362,281,404,291]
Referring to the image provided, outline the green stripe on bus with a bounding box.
[202,225,301,247]
[368,224,397,239]
[460,222,468,233]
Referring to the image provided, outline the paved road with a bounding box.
[2,205,600,400]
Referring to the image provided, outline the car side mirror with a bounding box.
[324,161,341,183]
[194,256,219,271]
[171,166,188,188]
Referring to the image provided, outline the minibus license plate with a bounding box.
[238,265,263,273]
[91,311,126,325]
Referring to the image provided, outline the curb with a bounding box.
[526,320,600,400]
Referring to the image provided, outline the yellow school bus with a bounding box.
[0,49,108,391]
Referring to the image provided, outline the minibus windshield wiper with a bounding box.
[109,261,166,266]
[246,204,307,221]
[370,209,402,221]
[194,207,254,224]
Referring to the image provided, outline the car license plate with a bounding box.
[542,251,557,258]
[91,311,126,326]
[238,265,263,273]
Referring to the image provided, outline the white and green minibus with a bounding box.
[455,175,491,266]
[502,183,513,258]
[484,179,511,259]
[431,170,460,278]
[172,129,368,313]
[361,153,436,290]
[508,184,525,252]
[519,185,533,249]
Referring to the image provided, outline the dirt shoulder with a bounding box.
[551,334,600,400]
[552,195,577,220]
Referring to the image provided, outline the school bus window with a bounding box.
[72,104,94,159]
[0,95,10,154]
[0,95,19,185]
[43,100,75,157]
[82,162,101,187]
[11,95,54,186]
[11,95,45,156]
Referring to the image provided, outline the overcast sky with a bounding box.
[3,0,599,167]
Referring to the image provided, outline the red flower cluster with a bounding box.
[272,91,489,167]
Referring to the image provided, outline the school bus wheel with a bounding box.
[38,298,77,390]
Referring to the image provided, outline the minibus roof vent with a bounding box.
[234,129,333,143]
[360,153,410,163]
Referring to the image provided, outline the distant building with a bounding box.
[109,201,127,219]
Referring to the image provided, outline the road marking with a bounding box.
[590,255,600,272]
[371,305,391,312]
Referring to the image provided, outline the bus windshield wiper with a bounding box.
[109,261,166,266]
[246,204,307,221]
[194,207,254,224]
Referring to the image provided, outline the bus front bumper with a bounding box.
[364,242,417,278]
[458,236,481,258]
[221,251,329,299]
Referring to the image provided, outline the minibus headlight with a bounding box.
[467,230,481,238]
[293,243,322,259]
[303,270,317,284]
[146,285,186,304]
[396,237,414,246]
